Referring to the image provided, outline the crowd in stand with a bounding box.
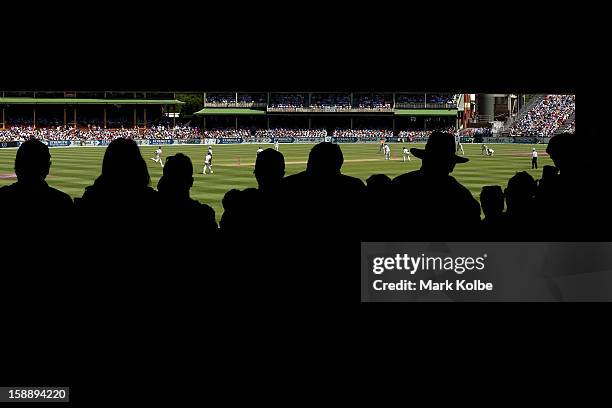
[143,126,200,139]
[510,95,576,136]
[255,128,327,138]
[356,94,391,110]
[206,94,236,104]
[310,94,351,110]
[201,128,250,138]
[395,94,455,106]
[397,130,432,141]
[269,94,305,109]
[0,126,201,142]
[1,126,470,142]
[426,94,455,104]
[397,127,456,141]
[205,94,268,105]
[237,94,267,104]
[332,129,393,139]
[396,94,426,104]
[458,127,493,137]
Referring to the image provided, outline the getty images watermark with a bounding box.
[362,242,612,302]
[370,253,493,292]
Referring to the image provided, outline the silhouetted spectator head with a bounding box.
[411,132,468,177]
[306,142,344,176]
[98,138,150,188]
[546,133,575,172]
[366,174,391,192]
[14,139,51,183]
[157,153,194,195]
[505,171,537,213]
[254,148,285,190]
[541,165,559,182]
[480,185,504,218]
[222,188,242,212]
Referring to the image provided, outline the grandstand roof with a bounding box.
[394,109,457,116]
[0,98,184,105]
[194,108,266,115]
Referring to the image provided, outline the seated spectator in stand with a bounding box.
[390,132,481,240]
[157,153,217,236]
[0,139,73,220]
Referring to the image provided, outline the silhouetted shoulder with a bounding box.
[0,181,73,211]
[46,185,73,207]
[192,199,216,222]
[391,169,422,184]
[339,174,366,189]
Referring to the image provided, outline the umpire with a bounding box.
[531,148,538,169]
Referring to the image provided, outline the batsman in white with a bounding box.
[383,144,391,160]
[274,140,280,151]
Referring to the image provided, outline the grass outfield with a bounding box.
[0,143,552,221]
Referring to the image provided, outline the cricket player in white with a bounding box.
[384,144,391,160]
[151,147,164,167]
[203,152,213,174]
[256,147,264,155]
[456,139,465,155]
[481,144,487,155]
[402,146,410,162]
[487,147,494,156]
[274,141,279,151]
[208,146,213,157]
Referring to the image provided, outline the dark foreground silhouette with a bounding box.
[1,131,606,402]
[2,133,599,274]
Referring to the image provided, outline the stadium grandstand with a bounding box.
[507,95,575,137]
[0,91,184,131]
[0,92,575,144]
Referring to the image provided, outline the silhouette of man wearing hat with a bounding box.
[390,132,480,240]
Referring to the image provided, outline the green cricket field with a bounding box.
[0,143,551,221]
